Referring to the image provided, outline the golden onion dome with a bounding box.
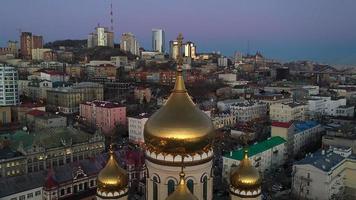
[144,67,215,155]
[97,146,128,193]
[166,171,198,200]
[230,149,261,191]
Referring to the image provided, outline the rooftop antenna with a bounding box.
[110,1,114,32]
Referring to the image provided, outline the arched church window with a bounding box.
[203,176,208,200]
[153,176,158,200]
[187,179,194,194]
[167,179,175,195]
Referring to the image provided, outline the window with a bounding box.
[167,179,175,195]
[153,176,158,200]
[19,195,25,200]
[27,193,33,198]
[203,176,208,200]
[61,189,65,196]
[35,191,41,196]
[187,179,194,194]
[67,187,71,194]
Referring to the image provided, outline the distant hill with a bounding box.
[44,39,87,49]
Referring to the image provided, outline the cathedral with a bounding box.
[96,34,262,200]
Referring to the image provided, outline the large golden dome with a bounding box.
[144,68,215,155]
[230,149,261,191]
[166,171,198,200]
[97,147,128,194]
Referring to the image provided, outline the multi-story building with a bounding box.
[0,64,19,106]
[120,32,140,55]
[134,87,152,103]
[212,111,237,129]
[40,70,69,82]
[0,127,105,177]
[270,102,306,122]
[87,26,114,48]
[25,109,67,130]
[128,113,150,145]
[223,136,286,180]
[307,96,347,117]
[80,101,126,134]
[183,41,196,59]
[0,106,12,125]
[46,82,103,114]
[20,32,43,59]
[169,40,179,59]
[0,40,18,57]
[229,101,268,122]
[336,105,355,117]
[152,29,165,53]
[272,120,323,157]
[85,64,117,81]
[218,56,228,67]
[322,123,356,153]
[31,48,52,60]
[292,147,356,200]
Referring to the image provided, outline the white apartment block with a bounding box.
[307,96,347,117]
[0,64,19,106]
[223,136,286,181]
[292,147,356,200]
[128,113,149,144]
[229,101,267,122]
[270,102,306,122]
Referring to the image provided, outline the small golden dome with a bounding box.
[97,146,128,193]
[230,149,261,191]
[166,171,198,200]
[144,67,215,155]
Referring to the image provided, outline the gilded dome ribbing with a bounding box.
[97,147,128,194]
[144,67,215,155]
[230,149,261,191]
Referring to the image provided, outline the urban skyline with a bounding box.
[1,0,356,65]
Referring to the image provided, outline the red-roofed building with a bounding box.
[271,121,293,128]
[80,101,126,135]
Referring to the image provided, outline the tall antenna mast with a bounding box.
[110,1,114,32]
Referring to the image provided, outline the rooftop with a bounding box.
[272,121,293,128]
[224,136,286,160]
[294,120,320,133]
[81,100,124,108]
[295,149,349,172]
[0,127,97,151]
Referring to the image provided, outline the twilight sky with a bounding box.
[1,0,356,65]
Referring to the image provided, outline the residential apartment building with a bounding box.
[292,147,356,200]
[0,64,19,106]
[46,82,103,114]
[20,32,43,59]
[271,121,323,157]
[223,136,286,181]
[270,102,306,122]
[212,111,237,129]
[307,96,347,117]
[0,106,12,125]
[80,101,126,134]
[120,32,140,55]
[229,101,268,122]
[87,26,114,48]
[128,113,150,145]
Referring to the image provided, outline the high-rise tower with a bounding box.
[152,29,165,53]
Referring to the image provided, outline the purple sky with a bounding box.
[1,0,356,65]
